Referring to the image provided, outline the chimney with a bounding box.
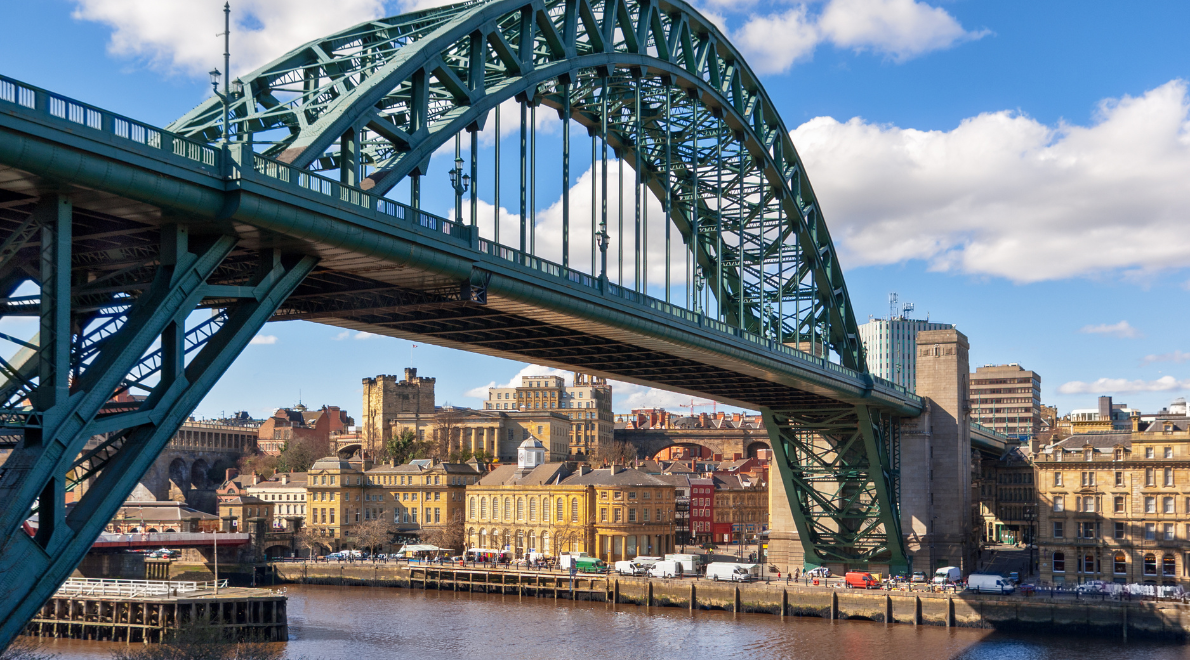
[251,472,261,485]
[1098,396,1113,421]
[699,412,709,427]
[280,473,289,485]
[732,413,741,424]
[225,468,239,482]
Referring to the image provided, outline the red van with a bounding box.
[844,571,879,589]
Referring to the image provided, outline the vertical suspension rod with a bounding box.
[519,100,527,254]
[600,76,609,280]
[531,102,537,256]
[494,104,501,245]
[562,85,571,268]
[664,85,671,303]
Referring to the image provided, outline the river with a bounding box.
[30,584,1190,659]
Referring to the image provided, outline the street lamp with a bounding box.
[448,155,470,223]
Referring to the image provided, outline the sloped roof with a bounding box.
[478,463,573,486]
[562,467,670,487]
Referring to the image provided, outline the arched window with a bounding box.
[480,497,488,520]
[542,531,550,554]
[528,531,536,552]
[571,498,579,522]
[557,498,564,521]
[1144,553,1157,575]
[1114,552,1127,574]
[468,528,476,547]
[543,497,550,523]
[529,497,537,521]
[1053,552,1065,573]
[469,497,476,520]
[503,529,511,549]
[1163,554,1176,577]
[480,528,488,548]
[504,497,512,520]
[517,498,525,520]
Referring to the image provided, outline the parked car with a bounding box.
[844,571,880,589]
[1076,580,1107,594]
[910,571,928,583]
[966,573,1015,595]
[805,566,831,578]
[706,563,758,582]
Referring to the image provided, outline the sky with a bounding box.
[2,0,1188,421]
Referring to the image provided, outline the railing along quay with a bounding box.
[409,566,611,600]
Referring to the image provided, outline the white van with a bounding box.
[649,560,682,579]
[966,573,1014,595]
[664,554,700,575]
[933,566,961,585]
[614,560,646,576]
[634,556,663,567]
[558,552,591,570]
[706,562,758,582]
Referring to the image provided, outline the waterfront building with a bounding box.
[105,501,219,534]
[969,364,1043,439]
[219,494,274,533]
[304,456,366,552]
[244,472,308,530]
[976,445,1037,545]
[364,459,483,546]
[709,474,768,546]
[484,372,613,457]
[563,466,677,561]
[857,314,953,393]
[1036,408,1190,586]
[465,440,591,556]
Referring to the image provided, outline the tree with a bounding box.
[294,525,329,559]
[385,428,432,465]
[237,454,278,480]
[276,435,328,474]
[354,516,398,556]
[593,439,636,465]
[432,407,466,458]
[422,511,465,552]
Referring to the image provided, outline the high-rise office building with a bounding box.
[969,364,1042,438]
[857,316,954,392]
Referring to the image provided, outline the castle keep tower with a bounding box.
[361,368,436,451]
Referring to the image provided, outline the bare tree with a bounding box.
[422,512,465,552]
[593,439,637,465]
[432,407,466,459]
[354,516,399,556]
[294,526,328,559]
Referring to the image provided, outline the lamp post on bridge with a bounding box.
[207,4,243,147]
[448,153,470,224]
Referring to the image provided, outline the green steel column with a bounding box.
[494,104,501,245]
[520,101,527,254]
[562,85,570,268]
[411,174,420,210]
[470,128,478,228]
[34,193,71,418]
[778,204,784,344]
[531,103,537,256]
[340,127,358,186]
[454,134,464,223]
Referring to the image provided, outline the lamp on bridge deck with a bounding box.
[449,155,470,223]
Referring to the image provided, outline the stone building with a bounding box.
[105,501,219,534]
[1035,413,1190,586]
[304,456,366,553]
[244,472,308,530]
[219,495,274,534]
[484,372,613,456]
[969,364,1042,439]
[363,459,483,547]
[361,369,436,453]
[976,445,1037,545]
[709,474,768,546]
[564,466,677,562]
[466,441,592,557]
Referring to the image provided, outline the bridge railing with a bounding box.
[1,72,920,408]
[94,532,251,545]
[0,74,220,176]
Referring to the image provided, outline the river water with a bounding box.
[32,584,1190,659]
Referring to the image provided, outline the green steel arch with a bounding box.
[169,0,869,373]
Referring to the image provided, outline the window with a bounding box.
[600,508,608,522]
[1165,554,1177,577]
[1114,552,1127,575]
[1053,521,1064,538]
[1081,522,1097,538]
[1083,497,1096,513]
[469,497,476,519]
[516,498,524,520]
[1115,471,1124,487]
[1054,472,1063,487]
[1166,447,1174,459]
[1084,449,1093,462]
[1165,468,1174,487]
[529,498,537,521]
[480,497,488,520]
[1146,496,1156,513]
[628,508,637,522]
[1115,522,1126,539]
[1115,496,1125,513]
[1053,552,1065,573]
[1082,554,1096,574]
[1053,496,1064,512]
[1165,523,1175,541]
[1082,472,1095,487]
[1165,497,1175,514]
[504,498,511,520]
[1146,523,1156,541]
[1146,447,1155,459]
[614,508,622,522]
[557,498,564,520]
[571,498,579,522]
[1144,554,1157,576]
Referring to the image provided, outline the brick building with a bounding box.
[258,404,351,455]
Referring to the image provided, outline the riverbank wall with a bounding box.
[270,562,1190,641]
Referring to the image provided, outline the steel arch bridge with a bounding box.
[0,0,924,645]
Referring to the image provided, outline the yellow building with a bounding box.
[305,456,366,552]
[219,495,274,534]
[564,467,677,561]
[365,459,483,547]
[1036,416,1190,586]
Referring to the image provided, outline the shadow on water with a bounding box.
[28,584,1190,660]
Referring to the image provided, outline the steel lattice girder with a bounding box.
[167,0,868,372]
[0,208,317,648]
[762,406,907,573]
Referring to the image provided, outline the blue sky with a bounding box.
[3,0,1188,420]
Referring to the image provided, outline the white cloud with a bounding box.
[71,0,391,77]
[249,334,277,345]
[790,80,1190,282]
[732,6,819,74]
[1058,377,1190,395]
[462,364,571,399]
[818,0,988,62]
[730,0,985,74]
[1079,321,1142,339]
[333,330,380,340]
[1143,350,1190,365]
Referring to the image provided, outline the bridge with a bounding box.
[0,0,932,646]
